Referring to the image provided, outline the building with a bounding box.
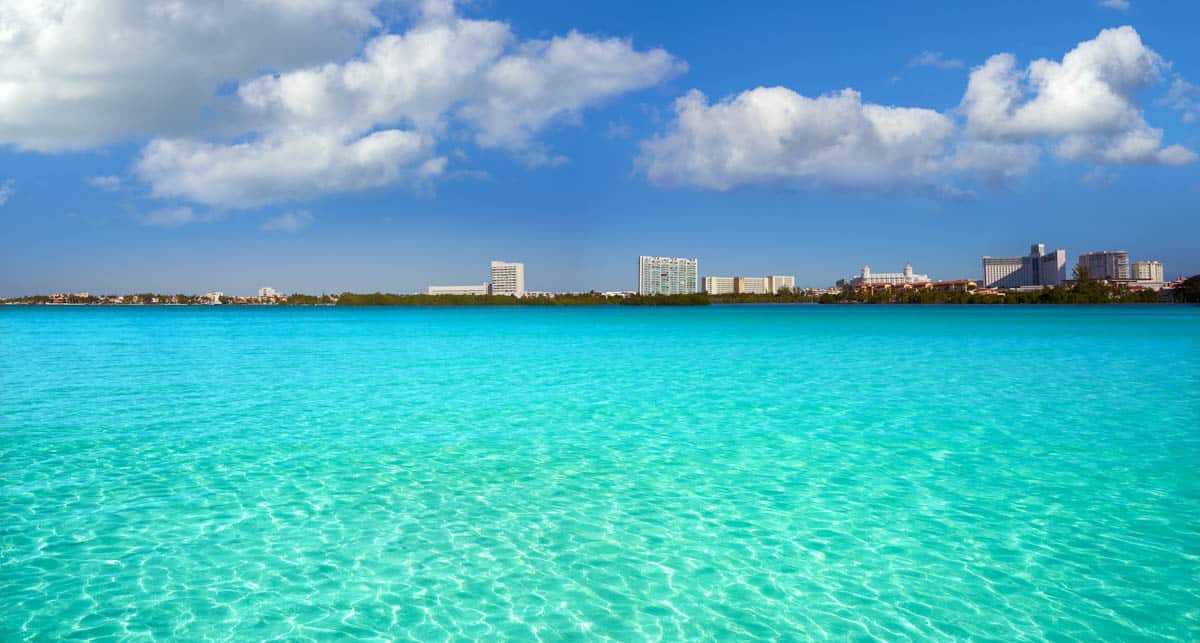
[703,274,795,295]
[1132,260,1164,283]
[639,256,698,295]
[850,263,930,288]
[767,275,796,294]
[1077,250,1130,281]
[258,287,280,298]
[734,276,770,294]
[981,243,1067,289]
[490,261,526,298]
[428,284,490,296]
[204,291,223,304]
[702,276,736,295]
[931,280,977,293]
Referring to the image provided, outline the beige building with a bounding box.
[702,276,736,295]
[1131,260,1164,283]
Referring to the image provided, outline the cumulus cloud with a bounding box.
[638,87,957,191]
[1163,77,1200,124]
[0,179,14,206]
[459,31,686,152]
[961,26,1194,165]
[261,211,314,233]
[131,4,682,207]
[1099,0,1131,10]
[908,51,964,70]
[0,0,381,151]
[85,176,121,192]
[138,131,441,208]
[638,26,1193,194]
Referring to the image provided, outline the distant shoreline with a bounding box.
[5,277,1198,307]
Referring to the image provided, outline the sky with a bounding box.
[1,0,1198,296]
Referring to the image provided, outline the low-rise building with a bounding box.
[428,284,490,296]
[931,280,977,293]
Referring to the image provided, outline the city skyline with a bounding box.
[2,2,1199,296]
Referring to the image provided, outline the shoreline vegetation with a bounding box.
[5,276,1198,306]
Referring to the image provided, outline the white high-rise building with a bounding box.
[1077,251,1130,281]
[258,287,280,298]
[490,261,526,297]
[702,276,736,295]
[639,256,698,295]
[1132,260,1164,283]
[850,264,930,287]
[981,243,1067,288]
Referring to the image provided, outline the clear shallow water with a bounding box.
[1,305,1198,641]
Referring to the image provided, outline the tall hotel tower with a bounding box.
[490,261,526,297]
[981,243,1067,288]
[639,256,699,295]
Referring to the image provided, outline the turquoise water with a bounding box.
[1,305,1198,640]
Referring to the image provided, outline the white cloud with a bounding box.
[0,0,381,152]
[460,31,686,152]
[0,179,14,206]
[132,5,682,207]
[141,207,198,227]
[637,87,958,191]
[85,175,121,192]
[1099,0,1131,10]
[908,51,964,70]
[1163,77,1200,124]
[961,26,1194,165]
[637,27,1195,194]
[261,210,314,233]
[138,130,440,208]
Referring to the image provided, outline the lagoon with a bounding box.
[1,305,1197,639]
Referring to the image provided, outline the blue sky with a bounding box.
[1,0,1198,296]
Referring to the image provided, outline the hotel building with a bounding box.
[981,243,1067,288]
[703,274,796,295]
[1132,260,1164,283]
[767,275,796,293]
[702,276,736,295]
[1077,250,1130,281]
[428,284,490,296]
[850,264,930,287]
[639,256,698,295]
[490,261,526,298]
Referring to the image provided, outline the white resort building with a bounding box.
[490,261,526,298]
[850,264,930,288]
[981,243,1067,289]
